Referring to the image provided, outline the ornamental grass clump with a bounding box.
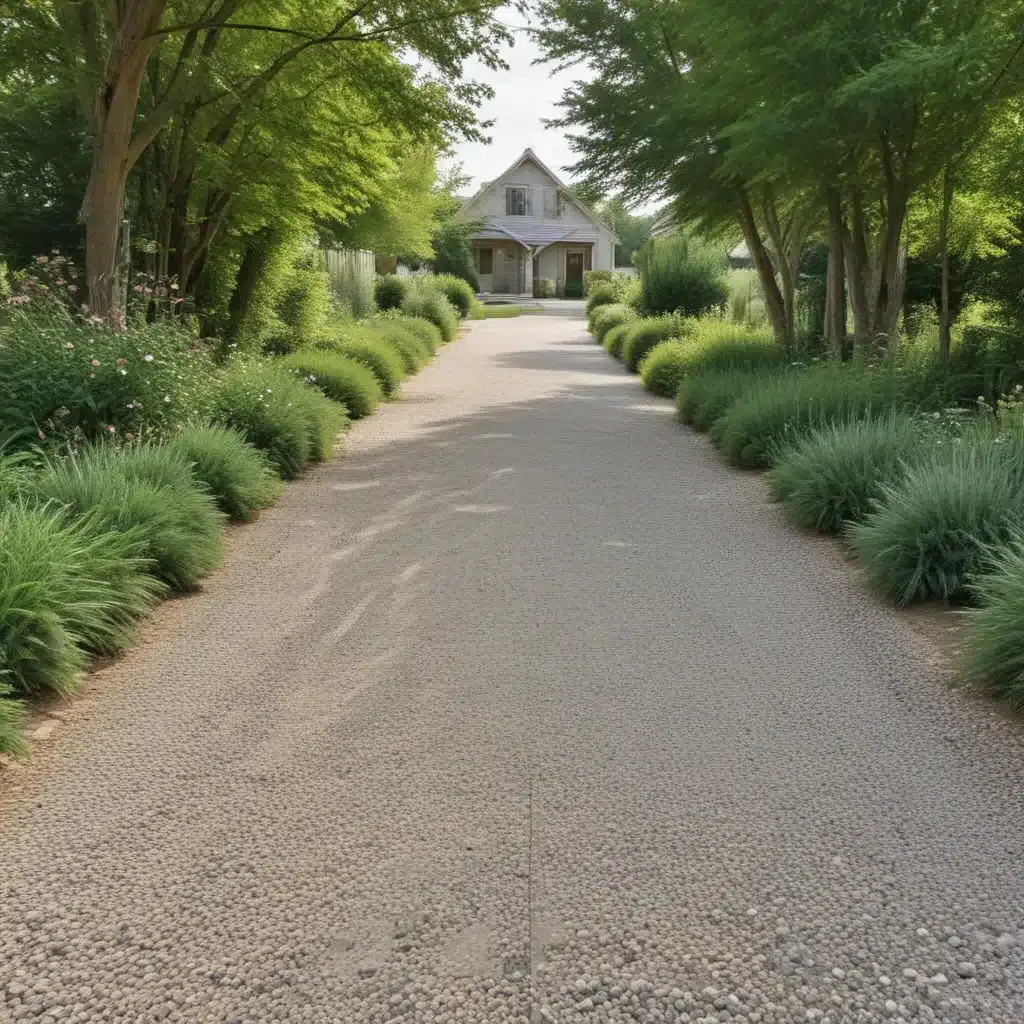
[430,274,476,318]
[167,424,281,521]
[621,314,688,372]
[401,290,459,343]
[396,315,443,355]
[368,321,430,373]
[848,427,1024,605]
[711,364,901,469]
[677,367,774,432]
[276,350,379,421]
[0,502,165,698]
[590,302,635,344]
[374,275,410,312]
[320,335,406,396]
[964,535,1024,706]
[31,446,224,591]
[673,321,781,375]
[640,340,692,397]
[767,413,928,533]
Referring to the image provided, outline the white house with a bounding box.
[458,148,618,297]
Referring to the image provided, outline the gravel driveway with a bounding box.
[2,316,1023,1024]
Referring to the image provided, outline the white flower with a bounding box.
[144,354,154,362]
[164,395,171,403]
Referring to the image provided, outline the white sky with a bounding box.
[448,13,588,195]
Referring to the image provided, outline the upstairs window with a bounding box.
[505,186,529,216]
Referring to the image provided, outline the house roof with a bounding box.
[459,147,619,242]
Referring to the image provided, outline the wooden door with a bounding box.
[566,251,584,283]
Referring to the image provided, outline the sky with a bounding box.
[448,12,587,196]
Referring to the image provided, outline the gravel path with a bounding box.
[2,315,1024,1024]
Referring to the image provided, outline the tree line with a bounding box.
[0,0,509,326]
[537,0,1024,357]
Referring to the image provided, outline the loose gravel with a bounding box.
[2,315,1024,1024]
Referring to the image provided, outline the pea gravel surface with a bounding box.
[2,315,1024,1024]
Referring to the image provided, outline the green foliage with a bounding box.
[767,414,928,533]
[431,274,476,317]
[0,502,165,701]
[166,424,281,521]
[215,360,346,476]
[391,314,442,354]
[330,269,377,320]
[589,302,636,343]
[639,340,691,397]
[402,289,459,343]
[0,682,25,756]
[0,306,218,448]
[31,446,224,592]
[375,275,411,312]
[368,321,430,372]
[276,266,332,339]
[322,336,407,396]
[429,219,480,289]
[279,350,382,419]
[583,269,615,294]
[622,315,687,372]
[848,430,1024,604]
[678,367,769,432]
[711,365,904,468]
[603,322,633,359]
[636,233,729,317]
[964,535,1024,705]
[585,282,620,318]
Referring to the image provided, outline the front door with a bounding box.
[566,251,584,284]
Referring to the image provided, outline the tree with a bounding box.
[594,198,654,266]
[26,0,511,317]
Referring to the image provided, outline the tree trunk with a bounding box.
[737,189,789,347]
[81,2,166,317]
[825,187,846,359]
[938,162,955,368]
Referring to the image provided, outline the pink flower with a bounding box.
[90,358,100,367]
[106,425,116,433]
[116,358,127,367]
[124,432,134,442]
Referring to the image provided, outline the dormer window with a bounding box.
[505,186,529,216]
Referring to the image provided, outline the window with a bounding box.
[505,186,529,216]
[477,248,493,275]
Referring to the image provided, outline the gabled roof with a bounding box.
[459,147,619,241]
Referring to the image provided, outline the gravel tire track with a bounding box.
[2,314,1023,1024]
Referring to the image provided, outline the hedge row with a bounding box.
[588,310,1024,710]
[0,299,465,755]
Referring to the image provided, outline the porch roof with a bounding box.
[472,219,601,249]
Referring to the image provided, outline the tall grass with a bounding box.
[32,447,225,591]
[402,290,459,343]
[321,336,406,396]
[430,275,475,318]
[369,321,430,372]
[278,350,381,420]
[711,364,902,469]
[767,413,928,533]
[965,535,1024,705]
[635,233,728,316]
[0,502,165,697]
[0,683,25,756]
[848,428,1024,603]
[677,367,774,432]
[167,424,281,520]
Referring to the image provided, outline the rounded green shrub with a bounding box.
[368,322,429,373]
[261,331,301,357]
[622,315,687,372]
[430,274,476,318]
[402,290,459,343]
[964,536,1024,705]
[585,282,620,320]
[32,447,223,592]
[289,384,346,463]
[848,433,1024,604]
[395,315,442,355]
[635,233,729,317]
[767,413,927,533]
[711,365,901,469]
[640,340,691,397]
[591,303,636,344]
[280,349,381,419]
[375,275,410,311]
[0,501,165,697]
[320,336,406,396]
[604,322,634,359]
[167,424,281,521]
[672,322,781,376]
[678,367,769,432]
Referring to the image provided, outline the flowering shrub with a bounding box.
[0,304,219,449]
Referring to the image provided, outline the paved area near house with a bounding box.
[2,316,1024,1024]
